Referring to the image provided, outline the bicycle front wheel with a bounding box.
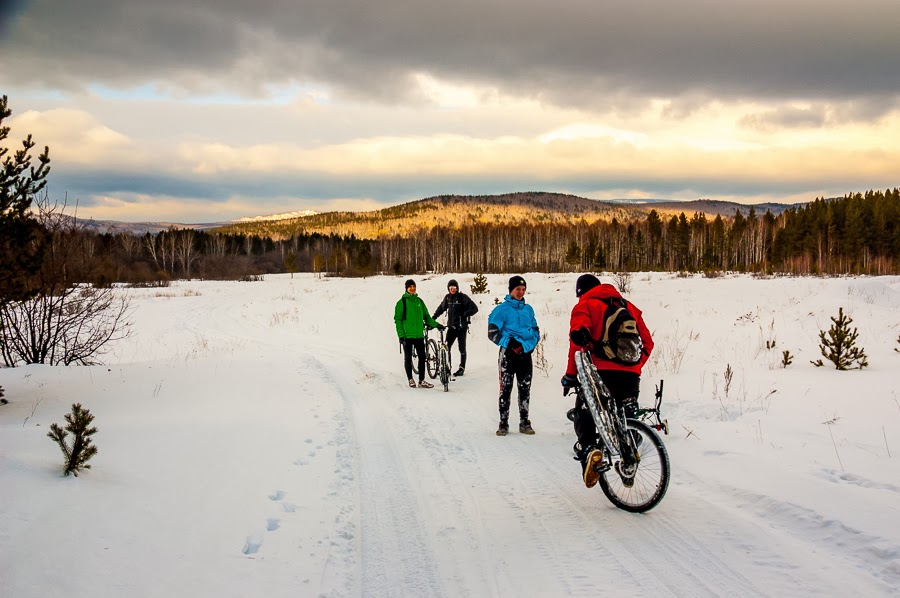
[426,339,439,379]
[439,349,450,391]
[598,419,670,513]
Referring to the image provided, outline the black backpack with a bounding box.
[595,297,643,365]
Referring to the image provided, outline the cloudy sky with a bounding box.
[2,0,899,223]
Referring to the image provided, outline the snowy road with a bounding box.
[3,273,899,597]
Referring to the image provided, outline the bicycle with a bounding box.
[567,350,670,513]
[411,327,451,391]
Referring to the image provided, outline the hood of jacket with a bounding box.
[503,294,527,308]
[579,283,622,303]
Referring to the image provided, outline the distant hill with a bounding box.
[648,199,796,217]
[233,209,319,223]
[74,192,805,238]
[75,219,228,235]
[213,192,804,240]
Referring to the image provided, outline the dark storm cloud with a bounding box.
[3,0,899,109]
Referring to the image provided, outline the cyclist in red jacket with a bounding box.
[561,274,654,488]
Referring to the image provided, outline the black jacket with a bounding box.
[433,291,479,329]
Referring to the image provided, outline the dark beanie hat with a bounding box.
[508,275,526,292]
[405,279,416,289]
[447,279,459,289]
[575,273,601,297]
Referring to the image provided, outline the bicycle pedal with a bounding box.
[595,462,611,474]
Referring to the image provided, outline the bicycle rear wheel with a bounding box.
[425,339,439,379]
[597,419,670,513]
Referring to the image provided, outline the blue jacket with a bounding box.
[487,295,540,353]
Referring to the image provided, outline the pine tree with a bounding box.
[564,240,582,270]
[47,403,99,476]
[817,308,868,370]
[470,273,489,294]
[1,95,51,306]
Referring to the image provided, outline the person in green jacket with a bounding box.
[395,279,444,388]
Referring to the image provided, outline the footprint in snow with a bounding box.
[268,490,285,501]
[266,518,280,532]
[242,533,262,555]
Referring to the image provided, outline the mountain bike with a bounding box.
[411,327,452,390]
[413,328,443,380]
[569,350,670,513]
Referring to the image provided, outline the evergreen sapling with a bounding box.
[814,307,868,370]
[470,273,489,294]
[47,403,99,476]
[781,350,794,368]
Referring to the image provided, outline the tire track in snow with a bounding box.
[319,352,446,598]
[674,468,900,595]
[395,395,771,598]
[303,354,359,598]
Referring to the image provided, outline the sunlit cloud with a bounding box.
[2,0,899,222]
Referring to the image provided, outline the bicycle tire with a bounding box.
[425,339,439,379]
[597,419,670,513]
[439,348,451,391]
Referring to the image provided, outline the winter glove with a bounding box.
[507,338,524,354]
[561,373,580,395]
[570,327,592,347]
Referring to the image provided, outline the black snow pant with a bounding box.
[573,370,641,454]
[446,326,468,369]
[498,349,533,424]
[402,337,426,382]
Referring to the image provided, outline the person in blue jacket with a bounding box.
[487,275,540,436]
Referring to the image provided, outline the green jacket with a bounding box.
[394,293,440,338]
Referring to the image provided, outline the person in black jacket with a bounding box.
[432,278,479,376]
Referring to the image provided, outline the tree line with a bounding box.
[19,187,893,284]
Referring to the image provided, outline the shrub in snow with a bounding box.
[0,385,6,404]
[781,350,794,368]
[47,403,99,477]
[815,307,868,370]
[470,273,489,294]
[614,271,632,293]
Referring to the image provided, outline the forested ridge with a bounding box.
[214,192,638,240]
[47,188,900,283]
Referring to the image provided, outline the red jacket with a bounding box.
[565,284,654,376]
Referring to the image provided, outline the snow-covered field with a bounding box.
[2,272,900,597]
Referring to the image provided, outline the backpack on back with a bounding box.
[595,297,643,365]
